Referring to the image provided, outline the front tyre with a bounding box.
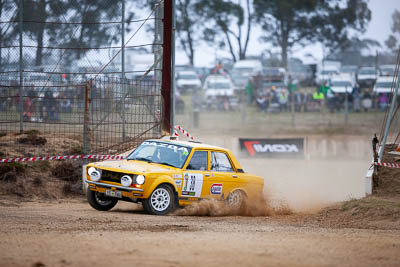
[143,184,175,215]
[87,189,118,211]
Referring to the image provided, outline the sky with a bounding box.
[175,0,400,67]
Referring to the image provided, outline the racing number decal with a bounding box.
[182,173,203,197]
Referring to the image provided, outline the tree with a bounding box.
[0,0,15,68]
[328,37,381,66]
[253,0,371,69]
[175,0,202,65]
[58,0,133,63]
[385,9,400,51]
[195,0,253,62]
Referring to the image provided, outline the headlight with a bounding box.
[88,167,101,182]
[135,175,145,185]
[121,175,133,187]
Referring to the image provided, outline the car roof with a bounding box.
[177,70,197,75]
[376,76,395,82]
[205,75,231,81]
[145,139,229,151]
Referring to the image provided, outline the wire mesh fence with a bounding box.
[0,0,165,158]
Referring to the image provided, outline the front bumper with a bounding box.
[85,179,144,192]
[85,179,145,198]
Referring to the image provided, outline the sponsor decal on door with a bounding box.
[210,183,223,195]
[182,173,203,197]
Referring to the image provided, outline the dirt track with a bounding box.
[0,199,399,267]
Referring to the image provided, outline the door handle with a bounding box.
[205,174,210,177]
[232,174,238,178]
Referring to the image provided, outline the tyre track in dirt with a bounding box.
[0,199,399,267]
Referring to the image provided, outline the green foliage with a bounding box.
[253,0,371,68]
[1,0,134,66]
[195,0,252,61]
[385,10,400,50]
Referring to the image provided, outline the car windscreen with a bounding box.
[234,67,253,73]
[380,68,395,76]
[127,141,192,169]
[340,67,357,73]
[178,74,198,80]
[321,70,337,75]
[331,81,352,87]
[206,81,231,89]
[359,69,376,75]
[375,82,393,88]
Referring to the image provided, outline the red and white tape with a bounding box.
[0,154,127,163]
[374,162,400,168]
[173,125,194,140]
[1,126,194,164]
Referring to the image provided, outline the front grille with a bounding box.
[100,170,125,183]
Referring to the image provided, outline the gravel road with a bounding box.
[0,199,399,267]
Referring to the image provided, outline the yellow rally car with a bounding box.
[84,138,264,215]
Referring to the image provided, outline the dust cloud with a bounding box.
[173,195,291,217]
[241,157,368,212]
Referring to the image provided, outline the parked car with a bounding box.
[84,138,264,215]
[230,69,249,92]
[176,70,202,93]
[315,66,340,85]
[329,75,353,94]
[357,67,379,88]
[373,76,395,94]
[232,59,263,77]
[203,75,236,110]
[379,65,396,77]
[340,65,358,85]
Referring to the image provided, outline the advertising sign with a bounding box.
[239,138,305,157]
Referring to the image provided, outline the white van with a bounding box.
[373,76,395,94]
[232,59,263,77]
[329,74,353,94]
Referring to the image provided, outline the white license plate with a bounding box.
[105,189,122,198]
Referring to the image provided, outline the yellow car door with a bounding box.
[180,150,210,201]
[205,150,240,200]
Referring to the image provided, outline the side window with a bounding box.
[211,152,234,172]
[186,151,208,171]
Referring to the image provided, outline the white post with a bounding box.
[378,75,399,162]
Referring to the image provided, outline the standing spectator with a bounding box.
[313,88,325,110]
[319,81,330,96]
[256,89,267,112]
[245,78,254,104]
[304,91,313,112]
[352,83,361,112]
[294,90,304,112]
[44,89,53,121]
[378,93,389,112]
[362,90,372,112]
[278,89,288,112]
[326,87,337,113]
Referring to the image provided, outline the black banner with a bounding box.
[239,138,304,157]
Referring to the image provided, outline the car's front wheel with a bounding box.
[143,184,175,215]
[87,189,118,211]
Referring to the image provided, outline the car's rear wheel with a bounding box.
[143,184,175,215]
[87,188,118,211]
[227,190,246,209]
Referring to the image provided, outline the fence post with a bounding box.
[345,86,348,126]
[161,0,173,135]
[83,81,91,156]
[378,72,400,162]
[121,0,126,143]
[18,0,23,134]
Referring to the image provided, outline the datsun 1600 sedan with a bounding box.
[84,138,264,215]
